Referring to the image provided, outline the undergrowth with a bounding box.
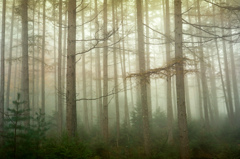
[1,99,239,159]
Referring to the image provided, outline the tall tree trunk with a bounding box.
[58,0,63,133]
[229,32,240,118]
[212,16,229,122]
[164,0,174,144]
[13,20,20,100]
[31,0,36,116]
[185,77,191,120]
[196,0,210,127]
[209,47,219,122]
[121,0,130,128]
[36,2,41,109]
[66,0,77,137]
[145,0,152,121]
[62,2,67,126]
[21,0,30,126]
[112,0,120,146]
[82,0,89,132]
[53,0,57,112]
[220,6,234,124]
[187,1,203,120]
[102,0,109,142]
[89,0,93,129]
[6,0,16,109]
[136,0,151,156]
[94,0,103,135]
[0,0,6,142]
[174,0,190,158]
[41,0,46,114]
[226,0,240,118]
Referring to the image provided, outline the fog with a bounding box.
[0,0,240,158]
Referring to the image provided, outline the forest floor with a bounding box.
[0,109,240,159]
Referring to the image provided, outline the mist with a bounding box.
[0,0,240,158]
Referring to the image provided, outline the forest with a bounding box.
[0,0,240,158]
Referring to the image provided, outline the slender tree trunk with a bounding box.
[103,0,109,142]
[172,76,177,119]
[145,0,152,121]
[89,0,93,129]
[13,20,20,100]
[6,0,16,109]
[220,6,234,124]
[81,0,89,132]
[208,47,219,122]
[53,0,57,112]
[121,0,130,128]
[174,0,190,158]
[21,0,30,126]
[226,0,240,118]
[31,0,36,116]
[112,0,120,146]
[41,0,46,114]
[197,0,210,127]
[62,3,67,128]
[36,2,41,109]
[94,0,103,135]
[66,0,77,137]
[58,0,63,133]
[136,0,151,156]
[0,0,6,142]
[213,26,230,121]
[188,0,203,120]
[229,32,240,118]
[164,0,174,144]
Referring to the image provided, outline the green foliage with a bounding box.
[0,94,49,159]
[39,134,93,159]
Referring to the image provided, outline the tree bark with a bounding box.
[220,6,234,125]
[174,0,190,158]
[121,0,130,128]
[102,0,109,143]
[136,0,151,156]
[145,0,152,121]
[21,0,30,126]
[41,0,46,114]
[6,0,16,109]
[58,0,63,133]
[196,0,210,128]
[94,0,103,135]
[112,0,120,146]
[66,0,77,137]
[81,0,89,132]
[164,0,174,144]
[0,0,6,142]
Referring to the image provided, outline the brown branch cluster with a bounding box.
[127,57,198,80]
